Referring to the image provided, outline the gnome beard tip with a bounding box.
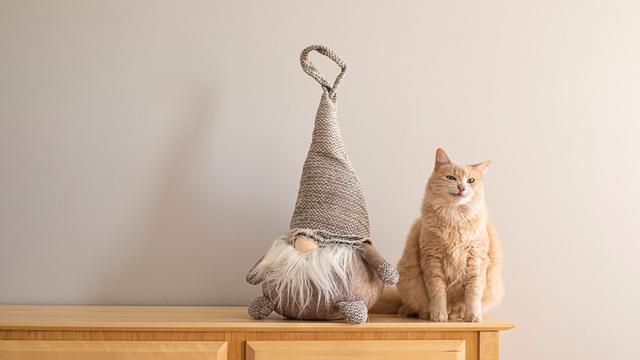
[246,45,397,323]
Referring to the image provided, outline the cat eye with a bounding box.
[467,178,475,184]
[446,175,457,181]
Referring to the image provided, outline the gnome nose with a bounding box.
[294,236,320,253]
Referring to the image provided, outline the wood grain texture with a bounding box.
[0,305,516,332]
[479,332,499,360]
[246,340,465,360]
[0,331,227,341]
[0,306,515,360]
[0,332,479,360]
[243,331,478,360]
[0,341,227,360]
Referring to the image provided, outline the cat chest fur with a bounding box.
[425,216,488,292]
[438,228,473,290]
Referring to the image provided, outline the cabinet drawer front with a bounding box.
[0,341,227,360]
[246,340,464,360]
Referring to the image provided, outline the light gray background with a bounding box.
[1,1,639,358]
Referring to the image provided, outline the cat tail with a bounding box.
[482,222,505,312]
[369,286,403,314]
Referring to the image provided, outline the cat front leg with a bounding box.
[464,254,487,322]
[421,255,448,322]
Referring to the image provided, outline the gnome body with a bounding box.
[246,46,398,324]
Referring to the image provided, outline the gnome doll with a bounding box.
[245,45,398,324]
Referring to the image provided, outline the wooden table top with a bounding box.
[0,305,516,332]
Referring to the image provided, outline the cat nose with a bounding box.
[458,185,465,193]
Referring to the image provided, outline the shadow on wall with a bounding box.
[93,89,281,306]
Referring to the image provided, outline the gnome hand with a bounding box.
[376,262,399,285]
[359,243,399,285]
[246,256,265,285]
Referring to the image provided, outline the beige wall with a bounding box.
[1,1,639,358]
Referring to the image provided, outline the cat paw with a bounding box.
[448,304,464,320]
[464,310,482,322]
[376,263,399,285]
[429,309,448,322]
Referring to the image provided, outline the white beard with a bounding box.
[249,233,357,313]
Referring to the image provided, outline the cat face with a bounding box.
[428,148,491,205]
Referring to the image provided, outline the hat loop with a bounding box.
[300,45,347,101]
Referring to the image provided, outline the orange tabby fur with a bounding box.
[395,148,503,322]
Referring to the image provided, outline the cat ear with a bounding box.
[435,148,451,168]
[472,160,492,173]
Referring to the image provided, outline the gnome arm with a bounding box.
[245,255,265,285]
[359,243,399,285]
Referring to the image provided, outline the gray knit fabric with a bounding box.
[248,296,275,320]
[245,261,262,285]
[337,300,368,324]
[290,45,370,243]
[376,263,400,285]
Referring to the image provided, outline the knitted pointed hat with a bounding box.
[289,45,370,244]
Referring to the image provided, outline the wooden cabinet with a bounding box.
[246,340,465,360]
[0,341,227,360]
[0,306,514,360]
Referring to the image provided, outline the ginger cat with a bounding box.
[396,148,503,322]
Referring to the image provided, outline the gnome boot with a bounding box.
[248,296,275,320]
[337,300,368,324]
